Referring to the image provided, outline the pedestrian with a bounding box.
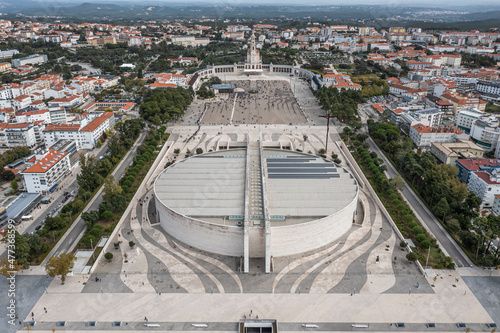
[250,310,252,314]
[144,316,148,322]
[44,307,47,313]
[31,312,34,318]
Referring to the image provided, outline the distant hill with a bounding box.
[7,2,500,30]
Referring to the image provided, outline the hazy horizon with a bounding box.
[24,0,500,8]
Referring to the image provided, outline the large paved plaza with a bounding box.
[201,80,307,125]
[6,71,500,333]
[8,124,499,333]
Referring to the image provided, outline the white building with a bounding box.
[11,54,48,68]
[43,124,80,148]
[49,107,68,123]
[468,169,500,208]
[455,108,486,132]
[15,109,51,123]
[11,95,32,111]
[42,112,114,149]
[470,118,500,151]
[409,124,465,150]
[2,123,37,148]
[399,108,444,134]
[21,149,70,194]
[421,54,461,67]
[476,80,500,99]
[492,194,500,216]
[78,112,115,149]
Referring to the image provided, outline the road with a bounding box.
[49,131,147,257]
[366,137,473,268]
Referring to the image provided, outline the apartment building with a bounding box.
[409,124,464,150]
[468,169,500,208]
[21,149,70,194]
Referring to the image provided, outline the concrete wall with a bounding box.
[269,193,358,257]
[156,197,244,257]
[156,193,357,259]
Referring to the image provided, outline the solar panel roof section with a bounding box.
[266,158,316,163]
[268,174,340,179]
[267,163,336,168]
[263,148,357,218]
[267,168,337,173]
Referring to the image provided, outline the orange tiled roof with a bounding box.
[79,112,113,132]
[44,123,80,132]
[23,149,68,174]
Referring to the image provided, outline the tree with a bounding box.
[1,231,30,268]
[406,252,418,262]
[103,175,122,201]
[448,178,469,204]
[45,253,76,284]
[97,158,113,176]
[108,134,125,158]
[1,170,15,181]
[45,216,66,230]
[389,175,405,191]
[10,179,18,191]
[82,211,99,229]
[77,155,103,192]
[104,252,113,261]
[0,258,23,277]
[101,210,114,220]
[433,198,450,222]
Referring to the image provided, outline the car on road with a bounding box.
[35,225,42,231]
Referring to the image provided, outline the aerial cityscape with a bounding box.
[0,1,499,332]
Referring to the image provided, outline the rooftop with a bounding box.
[155,148,357,226]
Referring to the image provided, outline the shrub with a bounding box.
[196,148,203,154]
[129,241,135,248]
[400,241,408,248]
[446,218,460,232]
[406,252,418,262]
[411,226,424,235]
[104,252,113,261]
[408,221,418,229]
[415,234,427,243]
[101,210,114,220]
[420,240,432,249]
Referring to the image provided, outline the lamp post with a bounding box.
[319,113,336,153]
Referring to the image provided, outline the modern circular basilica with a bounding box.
[154,145,359,271]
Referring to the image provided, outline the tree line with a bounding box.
[314,87,363,128]
[369,121,499,266]
[139,87,193,124]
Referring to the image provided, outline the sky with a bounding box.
[51,0,500,6]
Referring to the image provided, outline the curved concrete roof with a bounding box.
[155,148,358,226]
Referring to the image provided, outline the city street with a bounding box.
[366,137,473,268]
